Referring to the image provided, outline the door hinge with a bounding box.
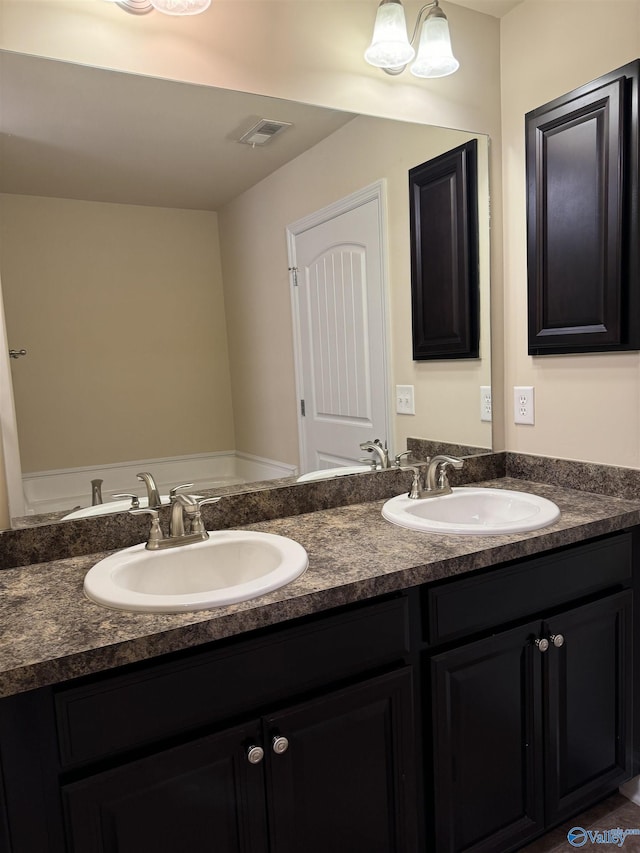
[288,266,299,287]
[300,399,306,417]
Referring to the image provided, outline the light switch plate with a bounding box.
[396,385,415,415]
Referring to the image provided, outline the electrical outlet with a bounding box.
[480,386,492,422]
[396,385,415,415]
[514,386,535,425]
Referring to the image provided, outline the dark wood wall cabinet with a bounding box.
[409,139,480,360]
[526,60,640,355]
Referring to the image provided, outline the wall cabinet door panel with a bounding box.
[409,140,479,360]
[526,61,640,354]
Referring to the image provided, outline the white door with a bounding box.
[288,183,390,474]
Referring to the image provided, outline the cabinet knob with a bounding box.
[550,633,565,648]
[535,638,549,653]
[272,735,289,755]
[247,745,264,764]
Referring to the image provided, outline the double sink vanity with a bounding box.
[0,449,639,852]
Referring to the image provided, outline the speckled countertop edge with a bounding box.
[1,477,640,699]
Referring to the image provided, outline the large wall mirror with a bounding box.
[0,50,492,528]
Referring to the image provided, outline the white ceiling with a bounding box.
[0,52,356,211]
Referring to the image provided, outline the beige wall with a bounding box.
[219,117,491,464]
[0,195,234,471]
[501,0,640,466]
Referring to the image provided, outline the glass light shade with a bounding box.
[410,12,459,78]
[150,0,210,14]
[364,0,415,70]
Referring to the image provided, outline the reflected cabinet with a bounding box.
[526,60,640,355]
[409,140,479,360]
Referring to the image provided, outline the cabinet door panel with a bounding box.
[431,621,544,853]
[526,61,640,354]
[545,591,633,824]
[264,668,416,853]
[62,722,268,853]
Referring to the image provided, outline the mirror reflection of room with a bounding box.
[0,52,491,522]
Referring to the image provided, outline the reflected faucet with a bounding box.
[359,439,390,469]
[136,472,162,509]
[91,479,103,506]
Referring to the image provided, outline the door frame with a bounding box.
[0,274,24,519]
[286,180,393,473]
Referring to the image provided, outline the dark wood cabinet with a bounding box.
[265,669,415,853]
[63,722,269,853]
[430,589,632,853]
[62,669,415,853]
[431,618,544,853]
[526,61,640,355]
[409,140,479,360]
[0,534,636,853]
[544,594,633,825]
[0,597,417,853]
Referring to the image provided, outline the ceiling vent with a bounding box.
[238,119,293,147]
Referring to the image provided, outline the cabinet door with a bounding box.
[544,590,633,824]
[62,722,269,853]
[431,621,545,853]
[525,61,640,354]
[263,668,416,853]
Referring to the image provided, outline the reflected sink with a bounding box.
[84,530,308,613]
[63,496,171,520]
[297,465,373,483]
[382,487,560,535]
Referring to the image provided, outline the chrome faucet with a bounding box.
[359,439,390,469]
[132,492,222,550]
[136,472,162,509]
[407,455,464,499]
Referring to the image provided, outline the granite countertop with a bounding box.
[2,476,640,700]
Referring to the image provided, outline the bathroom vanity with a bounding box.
[0,476,639,853]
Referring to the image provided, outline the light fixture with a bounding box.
[364,0,459,79]
[150,0,211,15]
[105,0,210,16]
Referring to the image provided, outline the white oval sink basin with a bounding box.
[297,465,373,483]
[84,530,308,612]
[63,496,171,520]
[382,487,560,535]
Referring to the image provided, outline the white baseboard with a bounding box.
[22,451,297,515]
[234,451,297,483]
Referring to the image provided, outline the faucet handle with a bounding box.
[130,507,164,549]
[169,483,194,499]
[358,457,378,471]
[406,463,428,499]
[188,496,222,535]
[113,493,140,509]
[394,450,413,467]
